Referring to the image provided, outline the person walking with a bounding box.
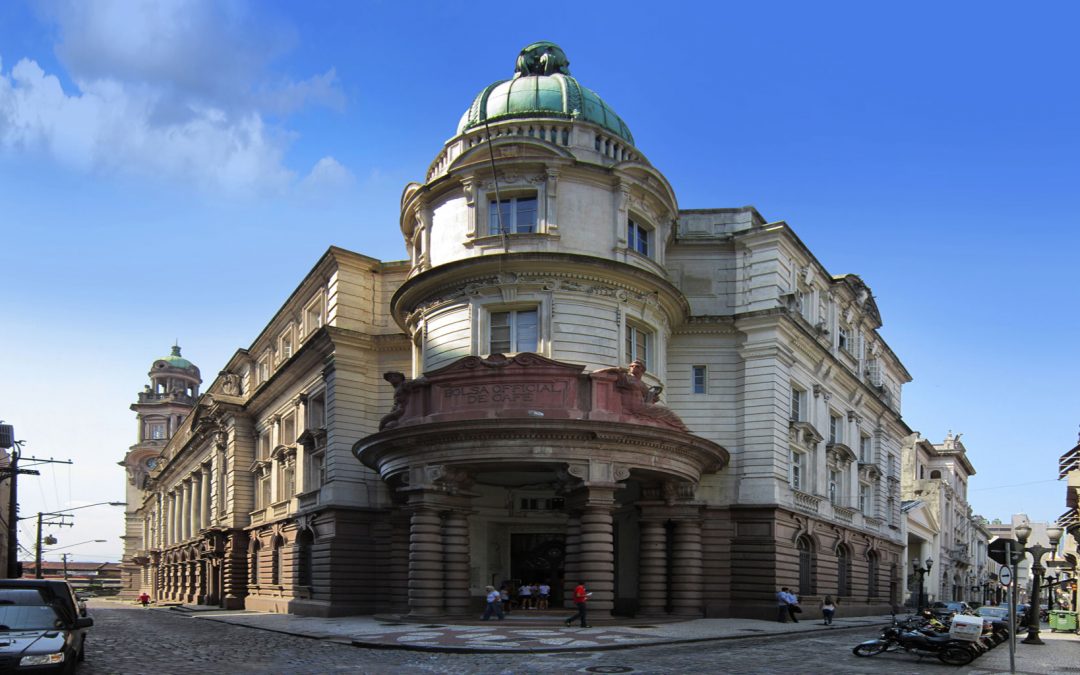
[538,581,551,610]
[786,589,801,622]
[481,585,505,620]
[821,595,836,625]
[138,592,150,608]
[565,581,591,627]
[777,587,792,623]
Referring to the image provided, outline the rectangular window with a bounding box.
[828,470,840,504]
[692,366,707,394]
[257,475,271,510]
[488,195,537,234]
[281,413,296,447]
[859,434,872,463]
[625,323,652,369]
[279,463,295,501]
[790,386,804,422]
[829,414,842,444]
[258,431,271,460]
[838,326,850,352]
[280,331,293,361]
[307,450,326,491]
[627,218,651,257]
[791,450,805,490]
[304,297,324,336]
[859,483,871,513]
[489,308,538,353]
[257,357,270,384]
[307,393,326,430]
[150,422,166,440]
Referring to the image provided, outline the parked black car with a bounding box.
[0,579,93,673]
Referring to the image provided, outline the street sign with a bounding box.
[999,566,1012,586]
[989,537,1021,565]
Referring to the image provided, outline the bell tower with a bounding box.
[118,344,201,597]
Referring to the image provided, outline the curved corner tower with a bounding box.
[356,43,726,620]
[119,345,201,597]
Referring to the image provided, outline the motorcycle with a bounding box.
[852,616,977,666]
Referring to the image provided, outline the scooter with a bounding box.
[852,616,977,666]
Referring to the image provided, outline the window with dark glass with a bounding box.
[489,195,537,234]
[489,308,538,353]
[625,323,651,368]
[692,365,707,394]
[628,218,651,257]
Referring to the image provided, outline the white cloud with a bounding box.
[299,156,354,197]
[0,0,347,195]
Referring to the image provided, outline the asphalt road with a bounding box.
[76,600,1077,674]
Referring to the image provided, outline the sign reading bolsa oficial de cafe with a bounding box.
[442,381,567,406]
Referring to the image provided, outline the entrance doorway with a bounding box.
[510,533,565,605]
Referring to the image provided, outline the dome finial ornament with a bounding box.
[514,41,570,78]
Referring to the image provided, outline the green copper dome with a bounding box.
[457,42,634,145]
[158,344,194,370]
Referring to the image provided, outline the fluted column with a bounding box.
[578,488,617,614]
[201,466,212,529]
[562,511,582,609]
[167,492,176,545]
[407,503,444,617]
[671,517,704,616]
[638,517,669,616]
[184,479,194,539]
[443,509,471,616]
[178,483,189,541]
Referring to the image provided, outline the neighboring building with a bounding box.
[20,560,122,594]
[1058,434,1080,610]
[902,432,990,605]
[123,42,915,619]
[117,346,200,598]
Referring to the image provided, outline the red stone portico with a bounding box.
[353,353,729,619]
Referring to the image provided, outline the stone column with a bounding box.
[407,503,444,617]
[638,517,669,616]
[192,474,202,536]
[562,510,582,609]
[671,516,704,617]
[578,487,617,614]
[179,483,190,541]
[443,508,471,616]
[389,510,411,614]
[202,466,212,529]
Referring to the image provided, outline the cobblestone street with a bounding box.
[76,601,1080,674]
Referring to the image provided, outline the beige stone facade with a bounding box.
[121,43,914,619]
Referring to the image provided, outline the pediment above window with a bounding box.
[827,442,857,465]
[789,421,824,448]
[859,463,882,480]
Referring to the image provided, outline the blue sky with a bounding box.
[1,1,1077,561]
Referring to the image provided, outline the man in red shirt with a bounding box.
[564,581,591,628]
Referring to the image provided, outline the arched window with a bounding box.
[867,551,879,598]
[930,470,942,479]
[837,545,852,597]
[270,536,284,586]
[797,536,815,595]
[250,539,261,585]
[297,530,314,587]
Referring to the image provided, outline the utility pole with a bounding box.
[61,553,69,580]
[34,512,72,579]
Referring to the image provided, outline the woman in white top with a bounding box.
[482,585,505,620]
[518,583,533,609]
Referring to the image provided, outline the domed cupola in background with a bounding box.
[123,345,202,487]
[394,41,686,383]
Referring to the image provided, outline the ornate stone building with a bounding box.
[902,433,990,606]
[122,42,913,619]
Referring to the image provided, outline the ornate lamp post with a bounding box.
[912,556,933,612]
[1014,523,1064,645]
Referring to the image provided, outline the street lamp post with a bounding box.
[1014,523,1064,645]
[25,502,125,579]
[912,556,934,612]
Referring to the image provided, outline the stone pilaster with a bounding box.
[390,510,411,613]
